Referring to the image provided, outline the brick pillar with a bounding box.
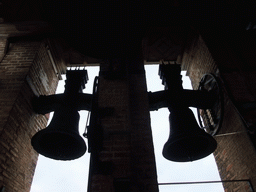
[128,58,159,191]
[182,32,256,191]
[0,38,60,192]
[88,57,158,192]
[206,32,256,191]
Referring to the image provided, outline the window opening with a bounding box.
[30,66,99,192]
[145,65,224,192]
[31,65,224,192]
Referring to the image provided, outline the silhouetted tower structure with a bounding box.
[0,1,256,191]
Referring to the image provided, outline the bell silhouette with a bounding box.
[31,107,86,160]
[162,107,217,162]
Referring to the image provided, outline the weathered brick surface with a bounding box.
[89,60,158,191]
[129,73,158,192]
[0,39,59,192]
[0,40,41,131]
[182,34,218,89]
[182,33,256,191]
[26,42,59,96]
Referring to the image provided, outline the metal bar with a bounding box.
[46,45,62,80]
[248,180,255,192]
[214,131,248,137]
[26,75,39,96]
[159,179,251,185]
[158,179,252,187]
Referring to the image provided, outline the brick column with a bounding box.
[128,58,159,191]
[182,32,256,191]
[88,58,158,192]
[0,38,60,192]
[206,33,256,191]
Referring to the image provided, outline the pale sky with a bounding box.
[146,66,224,192]
[30,65,224,192]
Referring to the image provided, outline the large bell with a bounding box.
[162,107,217,162]
[31,107,86,160]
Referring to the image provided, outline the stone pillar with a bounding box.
[88,57,159,192]
[0,38,61,192]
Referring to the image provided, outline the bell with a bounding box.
[31,107,86,160]
[162,107,217,162]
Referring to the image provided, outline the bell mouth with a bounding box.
[31,130,86,160]
[162,134,217,162]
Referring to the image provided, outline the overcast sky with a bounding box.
[146,66,224,192]
[30,65,224,192]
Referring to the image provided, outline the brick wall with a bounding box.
[0,40,41,130]
[182,34,218,89]
[182,32,256,191]
[88,59,158,192]
[128,66,158,191]
[0,38,60,192]
[90,71,131,191]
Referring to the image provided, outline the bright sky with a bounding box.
[30,65,224,192]
[145,66,224,192]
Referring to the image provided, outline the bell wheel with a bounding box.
[197,73,224,136]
